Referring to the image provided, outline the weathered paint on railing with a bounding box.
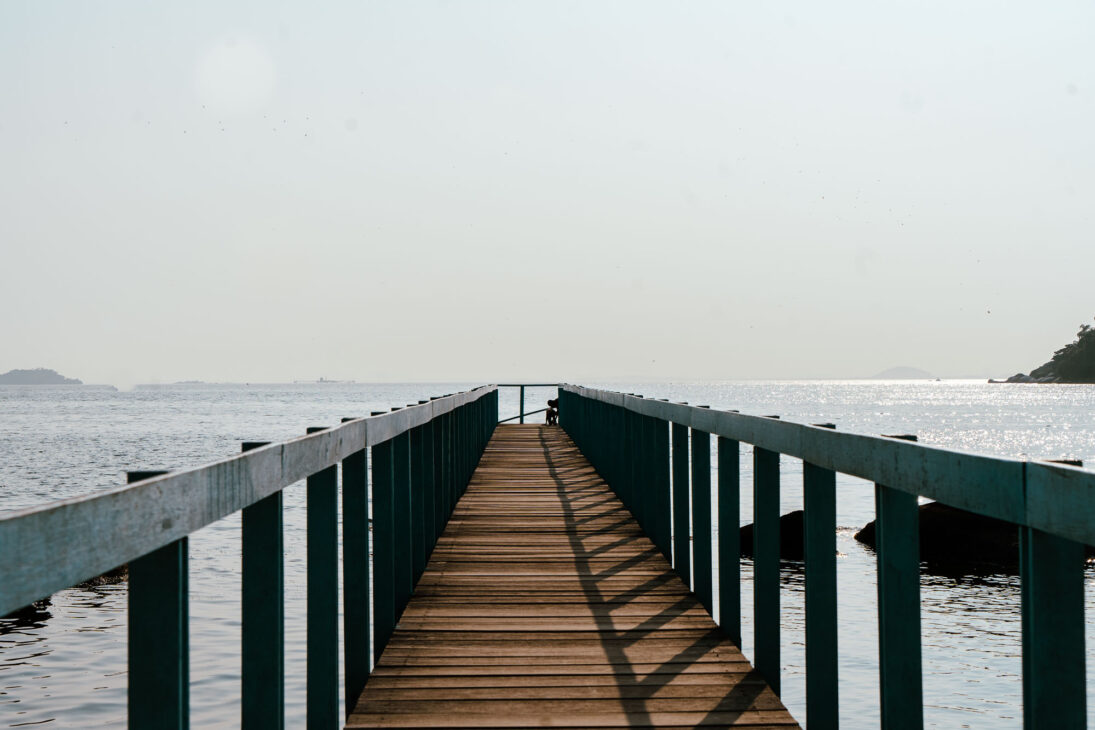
[0,385,499,729]
[559,384,1092,730]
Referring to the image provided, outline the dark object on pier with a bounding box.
[740,510,806,560]
[546,398,559,425]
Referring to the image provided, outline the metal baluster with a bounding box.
[753,445,781,695]
[305,426,338,730]
[804,423,837,729]
[240,442,283,730]
[339,420,369,720]
[127,469,188,730]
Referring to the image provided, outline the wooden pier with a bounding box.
[5,383,1092,728]
[347,425,797,728]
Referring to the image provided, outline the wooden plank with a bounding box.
[348,710,795,728]
[361,674,765,688]
[348,425,798,729]
[367,662,761,677]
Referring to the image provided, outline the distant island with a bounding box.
[0,368,83,385]
[992,321,1095,383]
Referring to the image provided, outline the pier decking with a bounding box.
[347,425,797,728]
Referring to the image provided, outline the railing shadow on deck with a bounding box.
[538,428,769,726]
[559,384,1095,730]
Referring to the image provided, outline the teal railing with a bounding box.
[559,384,1092,730]
[0,386,498,729]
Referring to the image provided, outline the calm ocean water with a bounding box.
[2,381,1095,728]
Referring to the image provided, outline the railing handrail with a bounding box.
[561,383,1095,545]
[0,384,497,617]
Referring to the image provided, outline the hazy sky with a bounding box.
[2,2,1093,385]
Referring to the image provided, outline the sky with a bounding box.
[2,1,1093,386]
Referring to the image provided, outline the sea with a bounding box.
[2,380,1095,728]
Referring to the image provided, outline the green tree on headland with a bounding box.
[1029,321,1095,383]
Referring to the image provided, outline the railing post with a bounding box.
[445,405,455,515]
[753,445,781,695]
[240,442,283,730]
[419,407,437,557]
[804,423,838,730]
[640,408,654,539]
[443,407,454,521]
[874,481,922,729]
[304,427,338,730]
[519,385,525,424]
[410,421,427,583]
[626,407,641,530]
[371,418,396,663]
[653,417,671,560]
[430,397,445,541]
[671,423,690,585]
[392,411,414,616]
[1022,461,1086,729]
[127,470,188,730]
[691,428,713,612]
[1020,526,1086,729]
[717,436,741,645]
[339,420,370,721]
[875,434,922,730]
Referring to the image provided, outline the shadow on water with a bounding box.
[537,428,769,727]
[0,599,52,635]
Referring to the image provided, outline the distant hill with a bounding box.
[995,321,1095,384]
[0,368,82,385]
[870,366,934,379]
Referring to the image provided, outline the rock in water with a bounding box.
[739,510,806,560]
[855,501,1094,574]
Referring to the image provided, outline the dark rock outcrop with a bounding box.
[739,510,806,560]
[992,320,1095,384]
[78,564,128,588]
[856,501,1094,574]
